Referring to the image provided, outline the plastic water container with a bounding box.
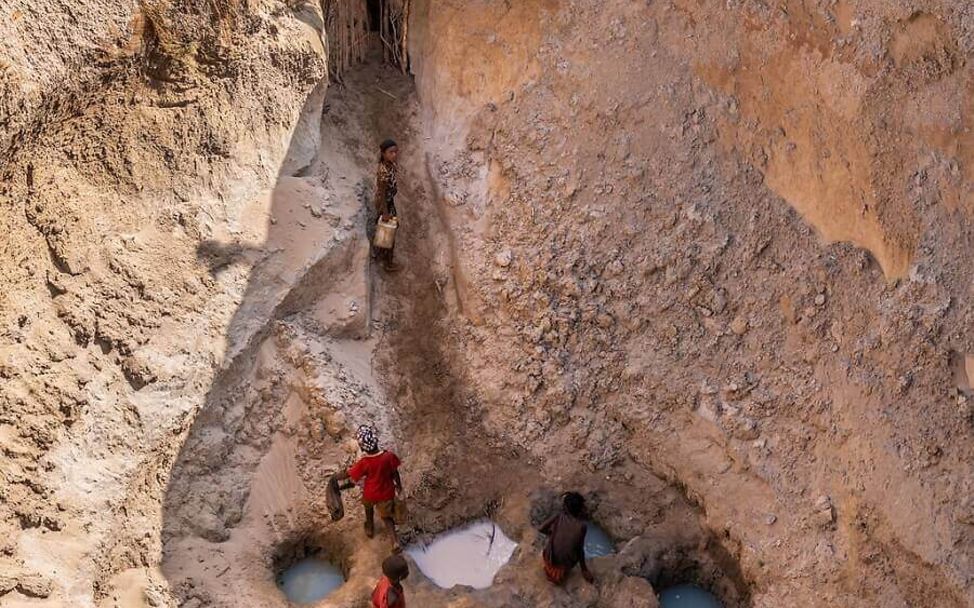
[374,216,398,249]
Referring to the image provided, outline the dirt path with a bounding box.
[332,61,537,534]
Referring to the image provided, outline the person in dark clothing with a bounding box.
[372,554,409,608]
[539,492,595,585]
[335,424,404,551]
[374,139,401,272]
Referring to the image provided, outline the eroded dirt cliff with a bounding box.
[2,0,973,607]
[409,1,974,606]
[2,0,328,603]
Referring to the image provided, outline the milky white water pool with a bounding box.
[405,519,517,589]
[278,557,344,604]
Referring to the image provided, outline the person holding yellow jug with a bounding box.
[373,139,401,273]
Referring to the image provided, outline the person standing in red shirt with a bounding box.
[372,554,409,608]
[336,425,404,551]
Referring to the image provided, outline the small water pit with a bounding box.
[278,557,345,604]
[274,537,347,605]
[405,519,517,589]
[659,584,722,608]
[584,522,615,558]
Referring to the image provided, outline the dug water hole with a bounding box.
[584,522,615,558]
[406,520,518,589]
[659,584,722,608]
[278,557,345,604]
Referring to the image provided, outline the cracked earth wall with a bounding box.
[408,1,974,606]
[1,0,328,603]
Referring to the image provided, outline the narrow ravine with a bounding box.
[157,59,741,608]
[352,60,538,533]
[6,2,974,607]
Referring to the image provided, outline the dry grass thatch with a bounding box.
[325,0,410,82]
[324,0,369,81]
[135,0,407,84]
[379,0,410,74]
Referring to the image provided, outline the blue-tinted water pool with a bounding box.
[659,584,722,608]
[278,557,344,604]
[584,523,615,558]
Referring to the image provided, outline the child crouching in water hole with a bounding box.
[372,554,409,608]
[336,425,404,552]
[539,491,595,585]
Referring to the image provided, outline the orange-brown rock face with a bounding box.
[409,1,974,606]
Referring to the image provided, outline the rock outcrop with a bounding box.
[1,0,328,603]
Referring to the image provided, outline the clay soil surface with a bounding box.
[158,61,732,608]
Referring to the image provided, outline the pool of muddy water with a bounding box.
[278,557,345,604]
[659,584,722,608]
[406,519,517,589]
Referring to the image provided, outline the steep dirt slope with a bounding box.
[1,0,327,604]
[409,1,974,606]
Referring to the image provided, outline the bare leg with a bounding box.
[382,517,400,552]
[364,504,375,538]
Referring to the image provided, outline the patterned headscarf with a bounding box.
[356,424,379,453]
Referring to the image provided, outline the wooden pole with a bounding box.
[323,0,376,81]
[400,0,410,74]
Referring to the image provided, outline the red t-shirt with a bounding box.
[348,450,401,502]
[371,575,405,608]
